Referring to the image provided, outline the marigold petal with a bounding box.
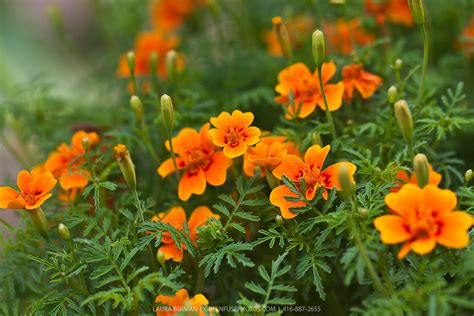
[374,215,411,244]
[422,185,457,215]
[272,155,305,180]
[204,152,232,186]
[160,206,187,230]
[178,169,206,201]
[208,129,227,147]
[436,211,472,248]
[243,126,261,145]
[223,142,247,158]
[24,193,53,210]
[159,243,184,262]
[231,110,254,129]
[0,187,25,209]
[316,82,344,112]
[269,185,306,219]
[59,173,88,190]
[158,158,178,178]
[384,183,422,217]
[397,241,412,259]
[410,237,436,255]
[319,61,337,83]
[304,144,330,170]
[210,112,232,130]
[17,170,33,193]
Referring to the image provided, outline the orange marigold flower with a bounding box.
[323,18,375,55]
[117,32,183,79]
[151,206,219,262]
[208,110,262,158]
[392,164,442,192]
[342,64,383,103]
[374,184,473,259]
[0,170,57,210]
[460,16,474,58]
[157,123,232,201]
[270,145,357,219]
[243,135,300,177]
[365,0,413,27]
[155,288,215,316]
[151,0,206,33]
[263,15,314,57]
[274,61,345,119]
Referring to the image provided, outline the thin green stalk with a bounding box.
[195,266,205,293]
[0,132,29,168]
[139,122,160,163]
[417,24,429,106]
[133,190,158,271]
[317,66,337,140]
[354,232,385,295]
[67,239,90,295]
[166,130,180,180]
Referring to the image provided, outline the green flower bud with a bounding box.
[150,51,158,75]
[82,137,90,152]
[358,207,368,219]
[408,0,425,25]
[114,144,137,191]
[275,215,283,225]
[338,162,355,200]
[28,207,49,241]
[464,169,472,183]
[394,100,413,142]
[165,50,177,81]
[311,132,323,146]
[312,29,325,67]
[161,94,175,135]
[127,51,135,74]
[413,153,429,188]
[156,250,166,265]
[58,223,70,240]
[266,172,280,190]
[272,16,292,60]
[394,58,403,70]
[388,86,398,104]
[130,95,144,122]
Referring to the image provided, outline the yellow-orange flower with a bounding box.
[0,170,57,210]
[263,15,314,57]
[155,288,216,316]
[392,164,442,192]
[243,136,300,177]
[157,123,232,201]
[342,64,383,103]
[375,184,472,259]
[208,110,261,158]
[460,16,474,58]
[274,61,345,119]
[117,32,182,79]
[151,206,219,262]
[270,145,356,219]
[151,0,206,33]
[365,0,413,27]
[44,130,99,193]
[323,18,375,55]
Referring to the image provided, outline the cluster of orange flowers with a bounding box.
[117,0,206,88]
[274,61,383,119]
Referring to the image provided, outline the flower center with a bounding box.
[183,149,211,173]
[409,207,440,238]
[226,130,243,147]
[22,190,39,205]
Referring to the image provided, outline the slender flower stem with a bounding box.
[28,207,50,241]
[167,132,180,179]
[317,66,337,140]
[133,190,158,271]
[417,24,429,106]
[139,122,160,163]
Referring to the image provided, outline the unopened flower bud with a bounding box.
[338,162,355,200]
[114,144,137,191]
[28,207,49,241]
[266,172,280,189]
[58,223,70,240]
[165,50,178,81]
[272,16,292,59]
[358,207,368,219]
[394,58,403,70]
[330,0,345,4]
[161,94,175,135]
[275,215,283,225]
[388,86,398,104]
[413,153,429,188]
[408,0,425,25]
[157,250,166,265]
[464,169,472,183]
[82,137,90,152]
[394,100,413,142]
[130,95,144,122]
[311,132,323,146]
[312,30,326,67]
[127,51,135,74]
[150,51,158,75]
